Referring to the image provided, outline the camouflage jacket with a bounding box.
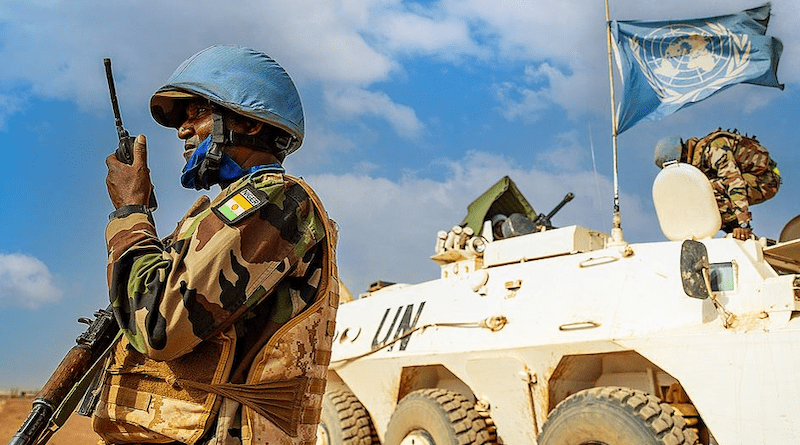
[687,130,778,224]
[94,171,338,445]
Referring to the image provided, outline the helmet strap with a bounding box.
[196,106,227,188]
[227,131,278,152]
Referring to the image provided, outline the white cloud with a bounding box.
[536,131,592,172]
[373,10,482,58]
[493,80,550,122]
[325,87,425,137]
[493,60,614,123]
[740,87,783,114]
[0,93,26,130]
[447,0,611,116]
[0,253,63,309]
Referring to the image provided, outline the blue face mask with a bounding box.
[180,135,284,190]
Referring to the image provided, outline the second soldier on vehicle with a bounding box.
[654,128,780,241]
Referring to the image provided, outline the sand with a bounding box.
[0,397,99,445]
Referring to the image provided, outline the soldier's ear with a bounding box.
[243,120,264,136]
[228,113,265,135]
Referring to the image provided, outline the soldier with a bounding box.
[96,45,339,445]
[654,129,781,241]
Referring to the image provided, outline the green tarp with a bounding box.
[460,176,536,235]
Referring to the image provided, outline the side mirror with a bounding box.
[680,240,710,299]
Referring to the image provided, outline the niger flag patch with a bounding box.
[213,184,268,224]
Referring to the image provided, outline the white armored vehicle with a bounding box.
[319,166,800,445]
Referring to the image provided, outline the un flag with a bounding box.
[612,3,783,134]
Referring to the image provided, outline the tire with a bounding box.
[318,388,375,445]
[538,386,699,445]
[384,388,497,445]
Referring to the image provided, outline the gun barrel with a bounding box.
[546,192,574,219]
[7,400,53,445]
[103,58,125,133]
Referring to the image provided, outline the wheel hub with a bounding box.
[399,429,435,445]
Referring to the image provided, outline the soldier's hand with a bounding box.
[106,134,154,209]
[732,227,752,241]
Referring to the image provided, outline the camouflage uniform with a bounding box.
[93,170,339,445]
[685,129,780,229]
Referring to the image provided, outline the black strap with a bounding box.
[108,204,154,224]
[228,131,273,151]
[195,108,226,189]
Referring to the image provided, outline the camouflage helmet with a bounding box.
[150,45,304,154]
[654,136,683,169]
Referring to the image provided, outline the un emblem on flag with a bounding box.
[629,23,751,104]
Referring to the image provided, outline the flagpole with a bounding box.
[605,0,626,246]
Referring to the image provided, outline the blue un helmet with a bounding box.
[150,45,304,156]
[653,136,684,169]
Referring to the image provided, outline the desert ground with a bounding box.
[0,396,99,445]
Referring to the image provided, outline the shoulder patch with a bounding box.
[213,184,268,225]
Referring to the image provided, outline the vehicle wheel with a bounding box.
[384,388,497,445]
[538,386,698,445]
[318,388,375,445]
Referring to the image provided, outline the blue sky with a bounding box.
[1,0,799,388]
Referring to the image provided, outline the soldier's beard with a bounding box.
[183,135,203,162]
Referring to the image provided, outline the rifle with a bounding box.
[534,192,574,230]
[103,58,157,211]
[7,308,120,445]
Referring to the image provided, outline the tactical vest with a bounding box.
[690,129,778,175]
[93,176,339,445]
